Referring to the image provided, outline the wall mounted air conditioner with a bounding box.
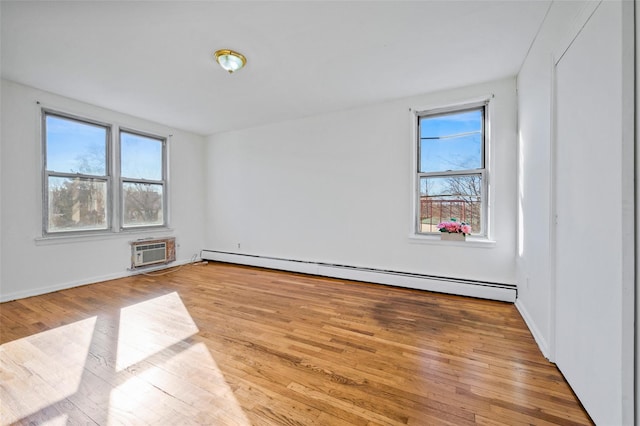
[131,237,176,268]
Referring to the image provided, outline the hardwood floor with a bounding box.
[1,262,592,425]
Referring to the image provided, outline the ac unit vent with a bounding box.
[134,243,167,267]
[131,238,176,268]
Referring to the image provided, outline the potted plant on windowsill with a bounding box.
[437,219,471,241]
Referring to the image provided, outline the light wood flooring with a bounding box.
[1,262,592,425]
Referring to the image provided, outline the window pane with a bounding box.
[48,176,108,232]
[46,115,107,175]
[121,132,163,181]
[421,109,482,138]
[419,175,482,234]
[122,182,164,227]
[419,108,482,173]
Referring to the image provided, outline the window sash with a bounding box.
[416,170,486,236]
[46,174,110,233]
[119,129,165,181]
[121,180,165,229]
[42,110,112,235]
[118,129,167,230]
[414,101,489,238]
[417,105,485,174]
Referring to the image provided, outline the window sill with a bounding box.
[408,234,496,248]
[35,227,174,245]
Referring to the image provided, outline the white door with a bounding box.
[553,1,633,424]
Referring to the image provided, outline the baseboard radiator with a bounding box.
[200,250,517,302]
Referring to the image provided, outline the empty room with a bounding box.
[0,1,636,425]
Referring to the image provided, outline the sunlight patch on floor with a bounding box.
[0,317,97,425]
[116,291,199,372]
[108,292,250,425]
[109,342,251,425]
[1,292,251,425]
[43,414,69,426]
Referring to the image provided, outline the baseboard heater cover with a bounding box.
[200,250,516,302]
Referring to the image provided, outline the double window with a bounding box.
[42,109,167,235]
[415,101,488,237]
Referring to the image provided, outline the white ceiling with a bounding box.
[1,1,551,136]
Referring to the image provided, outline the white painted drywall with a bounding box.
[515,1,588,358]
[636,1,639,424]
[554,3,633,423]
[518,1,634,423]
[0,6,3,295]
[204,78,517,287]
[0,79,207,302]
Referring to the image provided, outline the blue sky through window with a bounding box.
[120,132,163,181]
[46,115,107,175]
[419,108,482,173]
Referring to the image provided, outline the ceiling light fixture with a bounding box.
[214,49,247,74]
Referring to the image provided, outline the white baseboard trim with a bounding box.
[201,250,517,303]
[0,258,193,303]
[515,298,551,360]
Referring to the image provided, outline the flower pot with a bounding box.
[440,232,466,241]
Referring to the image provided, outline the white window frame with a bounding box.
[41,108,170,237]
[118,127,168,230]
[42,109,113,236]
[412,98,491,240]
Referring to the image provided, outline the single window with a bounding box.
[416,103,487,236]
[120,130,167,229]
[43,111,111,234]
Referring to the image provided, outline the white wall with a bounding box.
[0,79,207,301]
[515,0,586,358]
[204,78,517,287]
[0,9,3,306]
[636,1,639,424]
[518,1,635,423]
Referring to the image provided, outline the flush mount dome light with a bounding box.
[214,49,247,74]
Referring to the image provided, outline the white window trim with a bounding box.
[41,108,113,237]
[118,127,169,231]
[409,95,494,244]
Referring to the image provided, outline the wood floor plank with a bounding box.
[0,262,592,425]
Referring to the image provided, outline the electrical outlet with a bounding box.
[237,243,241,249]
